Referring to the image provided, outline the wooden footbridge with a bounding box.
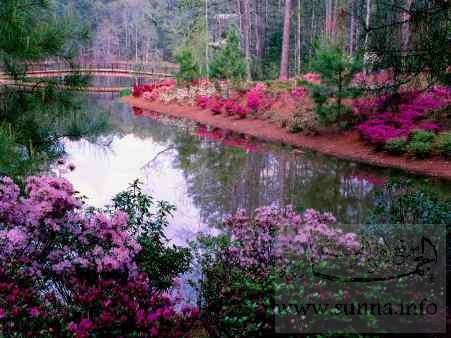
[0,61,176,93]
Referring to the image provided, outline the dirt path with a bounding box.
[124,96,451,181]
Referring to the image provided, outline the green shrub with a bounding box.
[210,28,247,85]
[384,137,407,154]
[411,130,435,143]
[110,180,191,291]
[119,88,131,97]
[306,43,363,126]
[437,132,451,158]
[175,49,200,85]
[407,141,433,158]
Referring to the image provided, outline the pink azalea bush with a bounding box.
[132,80,177,100]
[195,205,360,336]
[355,85,451,146]
[291,86,308,99]
[194,82,280,119]
[0,176,198,337]
[196,95,209,109]
[224,206,359,269]
[302,72,321,85]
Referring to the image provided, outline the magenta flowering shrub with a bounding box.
[196,95,209,109]
[194,82,281,119]
[132,80,177,100]
[355,85,451,146]
[223,99,248,118]
[291,86,308,99]
[357,123,405,146]
[302,72,321,85]
[246,90,262,111]
[0,176,197,337]
[209,97,224,115]
[246,83,271,112]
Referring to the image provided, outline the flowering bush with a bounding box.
[209,97,225,115]
[355,86,451,148]
[132,80,177,101]
[357,123,405,146]
[132,83,143,97]
[0,176,197,337]
[352,69,394,89]
[193,82,282,118]
[302,72,321,85]
[193,206,359,336]
[246,83,273,112]
[291,86,308,99]
[196,95,209,109]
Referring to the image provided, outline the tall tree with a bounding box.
[349,0,356,55]
[363,0,372,51]
[242,0,252,80]
[402,0,414,51]
[295,0,302,74]
[279,0,292,80]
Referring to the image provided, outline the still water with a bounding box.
[61,95,450,245]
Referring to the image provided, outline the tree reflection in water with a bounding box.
[65,97,451,238]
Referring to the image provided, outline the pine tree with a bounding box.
[209,28,247,85]
[305,43,363,126]
[176,49,201,85]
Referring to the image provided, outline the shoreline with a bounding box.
[123,96,451,181]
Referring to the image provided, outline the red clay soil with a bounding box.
[123,96,451,181]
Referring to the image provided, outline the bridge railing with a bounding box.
[0,61,178,77]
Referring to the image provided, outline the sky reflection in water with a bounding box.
[61,95,444,245]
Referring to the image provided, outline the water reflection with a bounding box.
[62,96,450,244]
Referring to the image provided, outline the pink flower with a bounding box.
[6,228,28,246]
[0,308,6,319]
[303,72,321,84]
[68,322,78,332]
[79,319,94,331]
[291,86,307,98]
[147,312,159,322]
[29,307,40,318]
[150,326,159,337]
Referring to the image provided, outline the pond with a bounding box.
[60,94,451,246]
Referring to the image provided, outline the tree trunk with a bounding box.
[349,0,356,55]
[242,0,252,80]
[310,4,315,58]
[279,0,292,80]
[332,0,338,40]
[402,0,414,51]
[255,0,262,58]
[296,0,301,75]
[325,0,332,39]
[364,0,371,51]
[237,0,242,33]
[205,0,209,77]
[135,25,138,63]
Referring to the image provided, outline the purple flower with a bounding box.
[29,307,40,318]
[6,228,28,246]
